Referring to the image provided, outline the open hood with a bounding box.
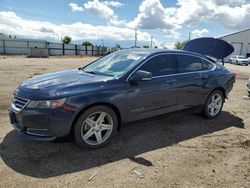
[183,37,234,59]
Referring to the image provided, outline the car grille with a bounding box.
[13,96,29,110]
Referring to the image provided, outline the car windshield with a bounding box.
[83,51,148,77]
[237,56,245,59]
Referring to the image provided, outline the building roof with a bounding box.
[219,28,250,38]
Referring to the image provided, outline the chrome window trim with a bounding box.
[126,52,216,82]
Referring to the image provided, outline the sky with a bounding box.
[0,0,250,48]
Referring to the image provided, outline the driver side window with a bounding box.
[140,54,178,77]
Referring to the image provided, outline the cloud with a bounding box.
[127,0,177,30]
[69,3,84,12]
[0,11,157,45]
[39,27,55,34]
[175,0,250,29]
[191,29,209,38]
[163,29,180,39]
[83,0,124,25]
[127,0,250,38]
[103,1,125,7]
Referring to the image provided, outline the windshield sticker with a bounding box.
[127,54,142,60]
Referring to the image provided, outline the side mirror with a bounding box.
[129,70,152,82]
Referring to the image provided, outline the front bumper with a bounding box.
[8,105,75,141]
[239,61,248,65]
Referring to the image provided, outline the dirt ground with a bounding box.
[0,56,249,188]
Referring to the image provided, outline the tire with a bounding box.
[74,105,118,149]
[203,90,224,119]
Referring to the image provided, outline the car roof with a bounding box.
[119,48,208,60]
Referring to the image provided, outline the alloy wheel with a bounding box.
[207,93,223,117]
[80,111,113,146]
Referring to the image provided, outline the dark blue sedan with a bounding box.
[9,38,235,149]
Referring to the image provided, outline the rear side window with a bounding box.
[176,55,202,73]
[202,60,214,71]
[140,54,178,76]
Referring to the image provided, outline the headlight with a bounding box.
[27,98,67,109]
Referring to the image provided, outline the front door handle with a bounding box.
[194,76,209,80]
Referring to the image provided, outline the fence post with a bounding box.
[85,46,87,55]
[75,45,77,55]
[3,40,5,54]
[62,43,65,55]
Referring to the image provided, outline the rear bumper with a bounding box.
[8,105,75,141]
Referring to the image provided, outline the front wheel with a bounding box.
[74,105,118,149]
[203,90,224,119]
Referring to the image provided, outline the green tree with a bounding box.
[62,36,72,44]
[115,43,121,49]
[174,41,185,49]
[143,45,149,48]
[82,41,93,46]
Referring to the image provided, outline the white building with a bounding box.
[0,33,9,39]
[219,28,250,61]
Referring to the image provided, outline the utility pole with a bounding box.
[150,35,153,48]
[188,31,191,41]
[134,28,137,47]
[101,39,104,55]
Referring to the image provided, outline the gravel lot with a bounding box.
[0,56,249,188]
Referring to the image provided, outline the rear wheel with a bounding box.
[203,90,224,119]
[74,105,118,149]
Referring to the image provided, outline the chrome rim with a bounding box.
[208,93,223,116]
[81,111,113,146]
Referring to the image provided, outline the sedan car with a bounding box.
[229,55,249,65]
[9,38,235,149]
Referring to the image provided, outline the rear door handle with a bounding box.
[165,80,177,84]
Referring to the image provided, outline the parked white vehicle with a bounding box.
[229,55,249,66]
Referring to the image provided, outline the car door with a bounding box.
[126,54,178,122]
[175,54,207,110]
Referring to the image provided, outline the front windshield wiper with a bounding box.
[83,69,114,77]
